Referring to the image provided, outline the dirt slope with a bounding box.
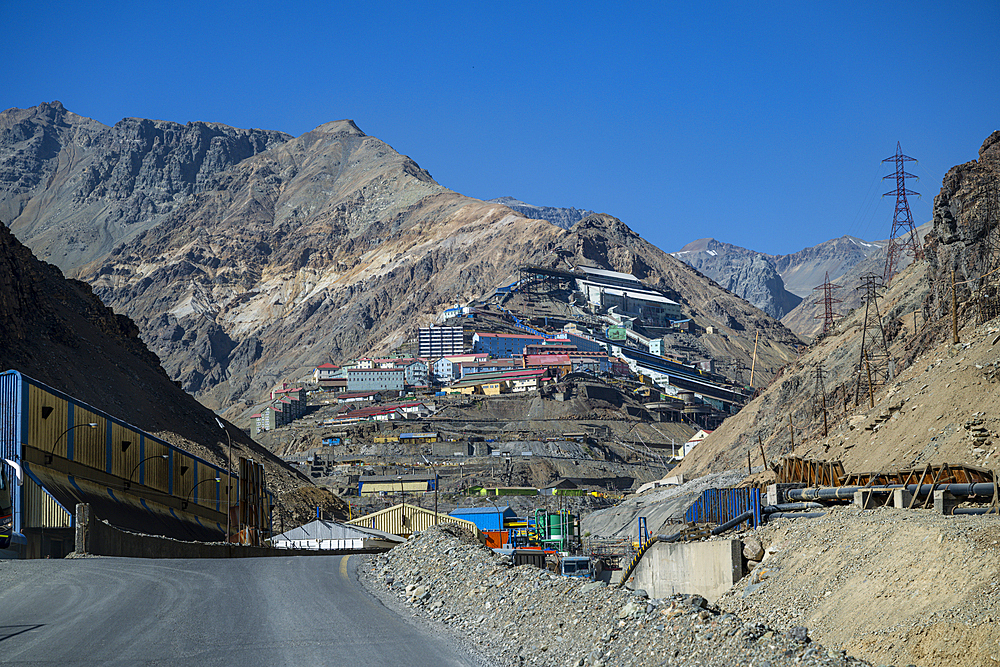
[721,507,1000,667]
[674,129,1000,479]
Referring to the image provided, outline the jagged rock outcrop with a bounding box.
[487,196,595,229]
[0,101,290,272]
[672,238,803,319]
[922,130,1000,324]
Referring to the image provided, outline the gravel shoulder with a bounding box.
[359,525,870,667]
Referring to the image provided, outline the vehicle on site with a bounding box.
[558,555,599,580]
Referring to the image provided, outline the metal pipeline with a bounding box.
[786,486,895,501]
[947,507,1000,516]
[762,502,825,513]
[655,510,755,543]
[711,510,755,535]
[785,483,999,503]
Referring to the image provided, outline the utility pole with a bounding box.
[812,272,843,335]
[813,364,828,436]
[882,142,923,285]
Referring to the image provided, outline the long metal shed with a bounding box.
[347,503,483,540]
[1,370,240,558]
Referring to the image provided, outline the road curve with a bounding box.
[0,555,477,666]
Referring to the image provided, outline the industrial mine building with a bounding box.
[0,370,246,558]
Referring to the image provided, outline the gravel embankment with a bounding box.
[719,506,1000,667]
[360,525,870,667]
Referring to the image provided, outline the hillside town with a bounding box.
[251,265,750,438]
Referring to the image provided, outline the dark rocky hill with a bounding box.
[0,219,312,503]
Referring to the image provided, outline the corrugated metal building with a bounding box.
[448,505,516,531]
[1,370,242,558]
[347,503,482,539]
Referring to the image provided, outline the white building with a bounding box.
[576,273,681,326]
[272,520,404,551]
[681,429,713,457]
[432,354,487,382]
[419,326,464,357]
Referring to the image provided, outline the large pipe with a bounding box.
[711,510,755,535]
[654,509,755,543]
[786,486,895,501]
[947,507,1000,516]
[786,483,999,503]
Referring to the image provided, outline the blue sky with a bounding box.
[4,1,999,256]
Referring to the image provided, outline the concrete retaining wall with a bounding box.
[630,539,743,603]
[74,504,381,559]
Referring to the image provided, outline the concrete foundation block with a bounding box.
[630,539,743,603]
[893,488,914,509]
[853,490,876,509]
[767,484,801,506]
[934,490,960,515]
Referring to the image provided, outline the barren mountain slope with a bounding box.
[773,235,884,297]
[0,101,290,272]
[0,220,324,515]
[674,130,1000,479]
[52,114,801,413]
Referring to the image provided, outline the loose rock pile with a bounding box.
[361,525,870,667]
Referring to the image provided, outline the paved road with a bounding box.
[0,555,477,666]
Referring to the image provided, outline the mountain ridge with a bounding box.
[3,102,802,414]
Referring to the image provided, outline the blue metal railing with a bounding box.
[685,487,762,529]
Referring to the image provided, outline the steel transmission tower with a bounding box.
[812,271,843,334]
[882,142,924,285]
[855,273,893,406]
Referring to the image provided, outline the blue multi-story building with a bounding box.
[472,333,545,358]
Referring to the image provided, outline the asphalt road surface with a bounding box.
[0,555,478,666]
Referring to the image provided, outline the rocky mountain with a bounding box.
[674,129,1000,482]
[672,238,803,319]
[772,235,884,297]
[0,101,290,272]
[0,219,331,519]
[778,223,931,336]
[487,196,595,230]
[672,231,941,337]
[3,103,803,416]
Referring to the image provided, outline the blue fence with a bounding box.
[684,487,762,529]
